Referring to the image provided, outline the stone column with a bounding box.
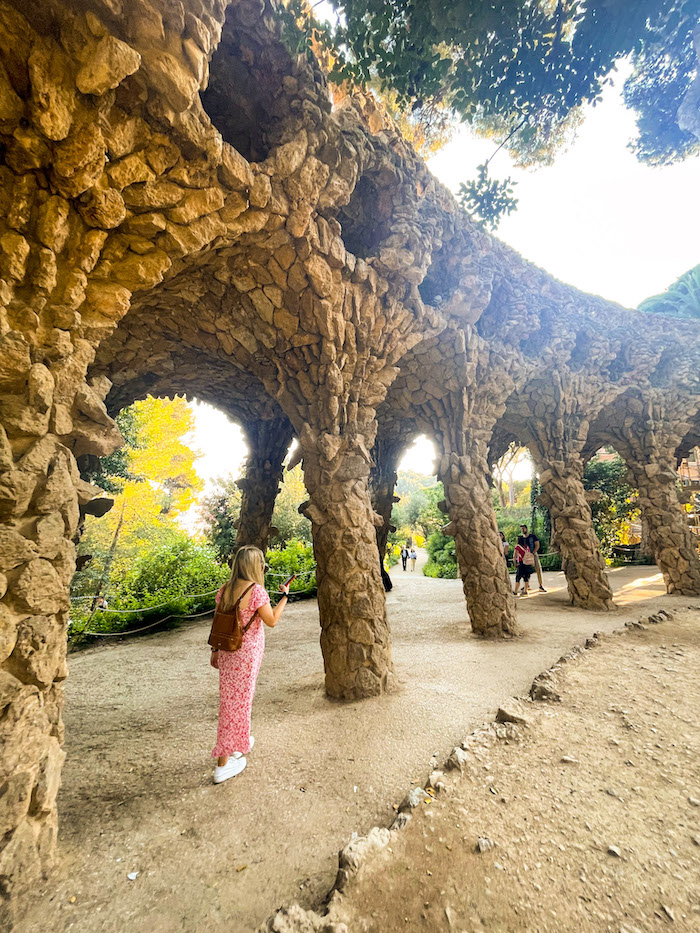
[593,392,700,595]
[639,512,653,562]
[438,440,520,637]
[512,366,616,611]
[0,371,120,919]
[369,433,404,562]
[235,417,294,556]
[627,455,700,594]
[534,455,615,609]
[299,428,393,699]
[423,332,521,638]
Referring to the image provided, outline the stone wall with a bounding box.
[1,0,700,914]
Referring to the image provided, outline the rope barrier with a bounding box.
[71,589,220,614]
[78,606,216,638]
[77,582,318,638]
[70,566,318,601]
[265,567,316,578]
[70,586,220,605]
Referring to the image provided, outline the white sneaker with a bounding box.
[213,756,247,784]
[233,736,254,760]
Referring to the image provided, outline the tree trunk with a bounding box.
[497,477,506,509]
[302,439,393,699]
[89,503,124,613]
[629,460,700,595]
[440,451,520,637]
[537,458,615,610]
[235,418,293,555]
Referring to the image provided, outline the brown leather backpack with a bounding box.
[208,582,259,652]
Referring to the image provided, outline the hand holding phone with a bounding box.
[279,574,295,597]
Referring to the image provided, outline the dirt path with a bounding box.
[18,563,700,932]
[322,608,700,933]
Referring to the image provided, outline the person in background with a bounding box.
[409,546,417,571]
[210,545,289,784]
[512,539,533,596]
[400,545,409,571]
[499,531,510,561]
[519,524,546,592]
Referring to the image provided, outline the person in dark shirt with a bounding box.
[518,524,546,592]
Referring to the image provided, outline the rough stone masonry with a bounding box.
[0,0,699,920]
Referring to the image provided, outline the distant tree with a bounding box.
[583,454,638,556]
[415,483,446,537]
[638,264,700,319]
[391,474,444,536]
[367,80,456,158]
[200,476,242,561]
[493,444,528,509]
[73,397,204,597]
[83,406,141,494]
[270,464,312,545]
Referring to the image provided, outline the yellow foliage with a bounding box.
[80,397,203,577]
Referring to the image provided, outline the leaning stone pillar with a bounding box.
[369,433,403,562]
[424,333,521,638]
[0,369,120,919]
[235,417,294,555]
[299,428,393,699]
[515,365,616,611]
[600,392,700,595]
[629,454,700,594]
[438,437,520,637]
[535,454,615,609]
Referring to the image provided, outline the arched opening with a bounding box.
[649,348,676,388]
[417,231,466,310]
[200,2,300,161]
[330,171,396,259]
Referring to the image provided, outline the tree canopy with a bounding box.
[73,397,204,597]
[638,264,700,318]
[316,1,699,162]
[284,1,700,225]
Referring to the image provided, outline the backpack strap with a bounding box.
[235,582,260,634]
[232,582,256,609]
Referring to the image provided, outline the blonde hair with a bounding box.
[218,545,266,611]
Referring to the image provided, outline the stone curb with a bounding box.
[257,607,686,932]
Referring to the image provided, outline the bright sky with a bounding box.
[186,70,699,496]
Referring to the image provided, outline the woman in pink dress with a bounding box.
[210,545,290,784]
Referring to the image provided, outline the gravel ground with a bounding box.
[325,608,700,932]
[17,555,698,932]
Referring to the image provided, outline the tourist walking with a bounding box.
[499,531,510,561]
[400,546,408,571]
[409,547,417,571]
[513,540,534,596]
[209,545,289,784]
[519,524,546,592]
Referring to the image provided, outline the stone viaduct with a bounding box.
[0,0,699,915]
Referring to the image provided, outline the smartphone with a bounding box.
[282,574,296,587]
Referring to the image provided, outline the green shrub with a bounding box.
[70,537,320,641]
[384,543,400,569]
[69,538,229,639]
[538,551,562,571]
[423,530,459,578]
[265,538,317,599]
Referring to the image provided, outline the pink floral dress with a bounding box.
[211,583,269,758]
